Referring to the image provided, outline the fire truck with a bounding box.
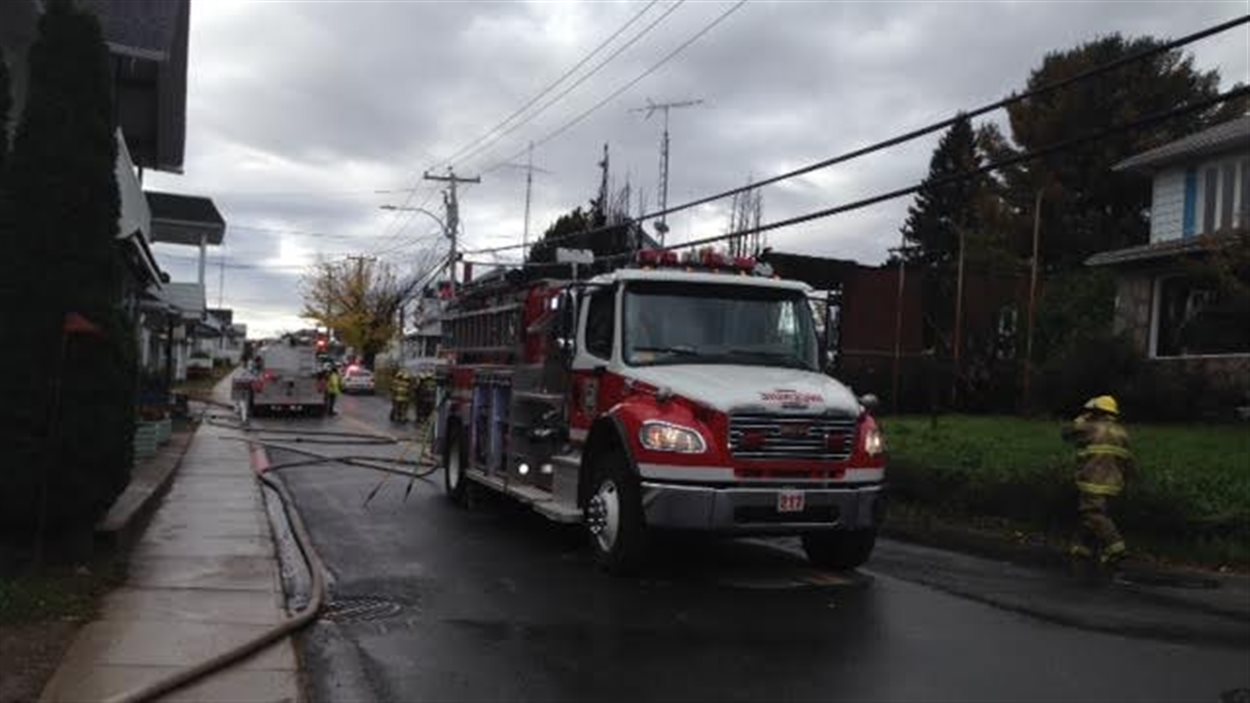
[241,337,326,417]
[433,249,887,573]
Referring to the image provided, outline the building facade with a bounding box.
[1089,115,1250,391]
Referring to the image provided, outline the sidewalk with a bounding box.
[39,378,299,702]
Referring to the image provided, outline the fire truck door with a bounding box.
[569,287,617,441]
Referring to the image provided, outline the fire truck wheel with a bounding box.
[443,429,468,506]
[801,529,877,570]
[586,451,647,574]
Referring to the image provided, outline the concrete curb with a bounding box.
[881,518,1250,624]
[94,426,196,552]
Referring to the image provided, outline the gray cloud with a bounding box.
[143,0,1250,336]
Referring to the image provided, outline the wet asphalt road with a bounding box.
[255,393,1249,702]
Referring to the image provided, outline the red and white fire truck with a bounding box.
[433,249,887,573]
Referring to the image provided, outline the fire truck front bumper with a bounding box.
[638,481,886,534]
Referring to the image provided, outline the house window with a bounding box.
[1154,275,1250,357]
[1182,168,1197,238]
[995,305,1018,360]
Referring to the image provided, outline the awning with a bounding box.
[146,191,226,246]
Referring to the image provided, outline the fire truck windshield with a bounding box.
[622,281,818,370]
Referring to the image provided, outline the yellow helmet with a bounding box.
[1083,395,1119,416]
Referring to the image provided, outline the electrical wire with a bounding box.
[449,0,686,171]
[433,0,664,170]
[462,12,1250,256]
[473,0,749,176]
[612,85,1250,260]
[627,12,1250,227]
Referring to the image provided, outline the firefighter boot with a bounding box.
[1099,540,1128,574]
[1068,541,1096,580]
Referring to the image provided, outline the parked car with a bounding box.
[341,365,375,394]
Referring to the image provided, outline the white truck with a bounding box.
[243,340,326,416]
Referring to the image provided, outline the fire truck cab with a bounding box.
[434,250,886,573]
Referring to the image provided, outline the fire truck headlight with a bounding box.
[639,421,707,454]
[862,426,885,456]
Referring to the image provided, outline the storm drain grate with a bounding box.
[321,596,404,623]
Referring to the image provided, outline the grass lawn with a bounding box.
[879,415,1250,565]
[0,565,117,626]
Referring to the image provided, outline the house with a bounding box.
[203,308,247,365]
[152,282,210,381]
[1088,115,1250,382]
[0,0,189,172]
[2,0,228,391]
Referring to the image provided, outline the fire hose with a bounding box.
[104,464,326,703]
[104,403,440,703]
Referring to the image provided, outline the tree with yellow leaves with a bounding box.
[302,257,411,367]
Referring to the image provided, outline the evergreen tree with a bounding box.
[899,116,989,269]
[999,34,1245,269]
[0,0,135,535]
[527,203,636,266]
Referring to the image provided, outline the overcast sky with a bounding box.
[144,0,1250,338]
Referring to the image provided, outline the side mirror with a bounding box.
[859,393,879,412]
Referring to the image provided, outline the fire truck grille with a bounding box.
[728,414,858,462]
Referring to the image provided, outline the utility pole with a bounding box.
[631,98,702,245]
[217,244,226,309]
[951,225,967,408]
[1022,186,1044,412]
[422,168,480,290]
[498,142,551,257]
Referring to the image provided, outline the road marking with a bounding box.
[716,569,857,590]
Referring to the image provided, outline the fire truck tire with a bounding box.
[443,429,469,506]
[801,529,877,570]
[586,451,647,574]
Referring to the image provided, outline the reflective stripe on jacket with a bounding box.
[1065,413,1133,497]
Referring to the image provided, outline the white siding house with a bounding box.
[1148,168,1185,242]
[1088,116,1250,389]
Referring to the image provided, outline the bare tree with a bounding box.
[727,175,764,256]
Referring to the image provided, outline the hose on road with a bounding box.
[224,436,440,481]
[107,400,438,702]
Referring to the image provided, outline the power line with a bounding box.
[369,182,443,256]
[627,12,1250,227]
[610,85,1250,261]
[449,0,686,172]
[432,0,663,171]
[463,11,1250,256]
[226,224,394,241]
[475,0,749,176]
[376,4,670,247]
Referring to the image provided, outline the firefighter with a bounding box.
[413,372,437,426]
[325,364,342,416]
[1062,395,1135,568]
[390,369,413,423]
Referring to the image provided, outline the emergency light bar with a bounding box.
[634,248,766,276]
